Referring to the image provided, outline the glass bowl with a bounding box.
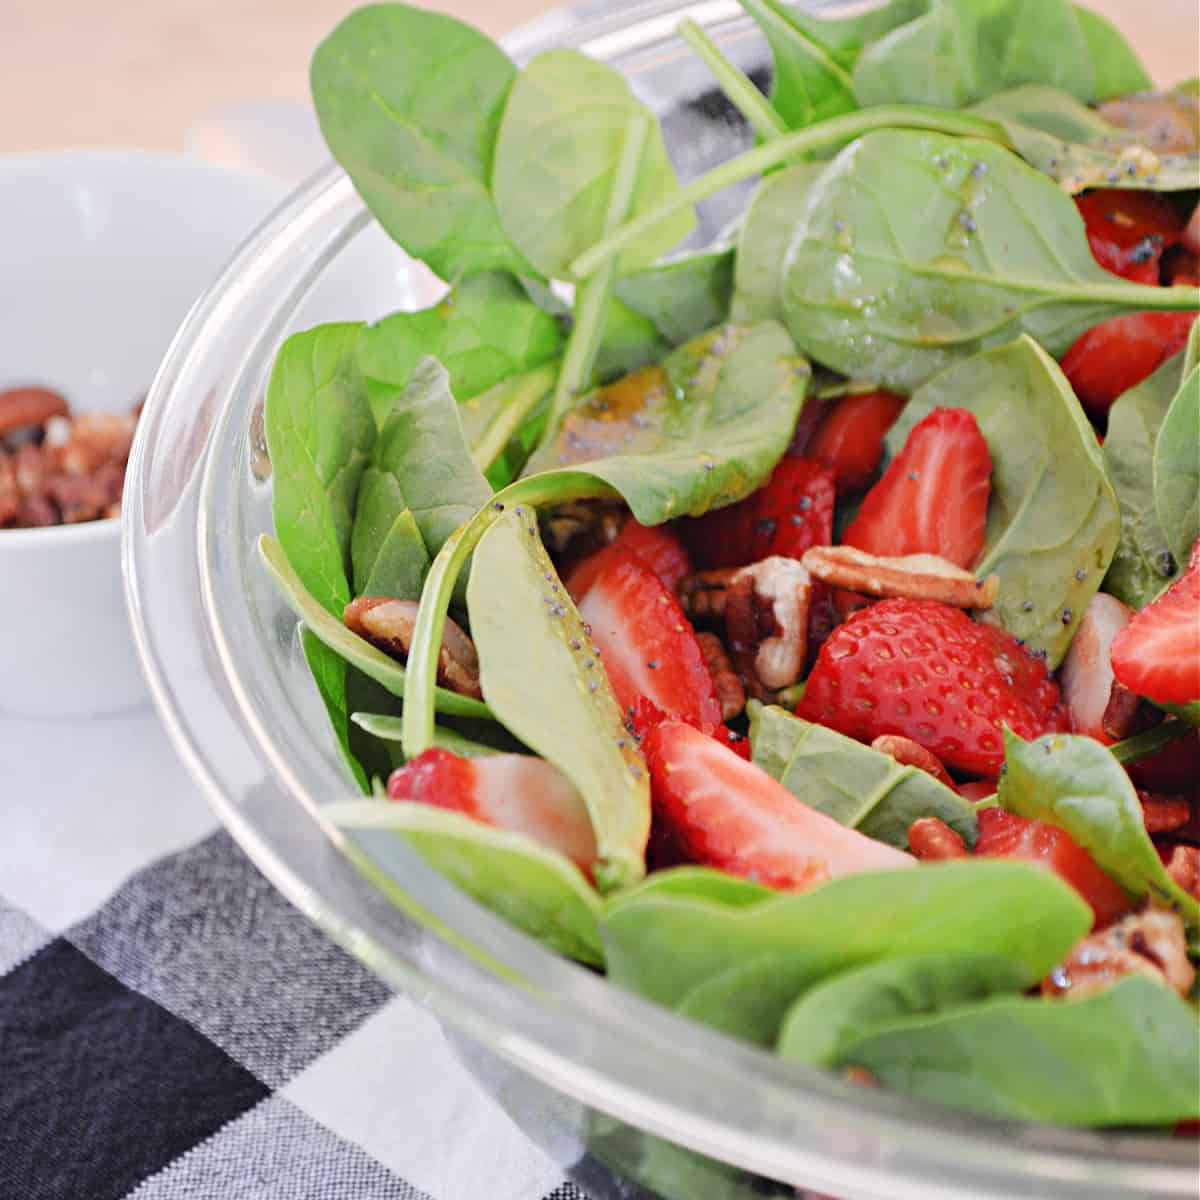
[122,4,1198,1197]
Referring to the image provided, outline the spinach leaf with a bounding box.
[837,976,1200,1126]
[613,249,734,346]
[777,952,1028,1067]
[607,865,775,909]
[749,705,977,848]
[328,799,604,965]
[301,629,366,791]
[1102,350,1186,608]
[358,273,564,425]
[852,0,1149,110]
[492,49,694,278]
[738,0,857,131]
[731,162,824,325]
[260,535,491,720]
[886,337,1120,666]
[373,358,492,559]
[527,321,809,523]
[600,861,1089,1037]
[593,298,670,383]
[1154,365,1200,568]
[350,446,429,600]
[779,130,1198,391]
[351,713,507,758]
[972,86,1200,192]
[999,729,1200,925]
[467,512,650,891]
[310,5,527,281]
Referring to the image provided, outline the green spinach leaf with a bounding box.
[972,85,1200,192]
[592,298,670,383]
[779,130,1197,391]
[311,5,527,280]
[783,0,929,69]
[613,249,734,346]
[492,49,694,278]
[351,713,507,758]
[837,976,1200,1126]
[328,799,604,965]
[1102,350,1187,608]
[731,161,824,325]
[600,861,1089,1040]
[1072,5,1156,100]
[468,511,650,890]
[738,0,857,131]
[302,628,366,791]
[260,535,491,720]
[999,729,1200,924]
[886,337,1120,666]
[527,321,809,523]
[1154,365,1200,568]
[749,705,977,848]
[777,951,1027,1066]
[358,273,564,425]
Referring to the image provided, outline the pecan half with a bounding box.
[802,545,999,609]
[1101,680,1161,742]
[1137,790,1192,835]
[541,499,625,556]
[1043,910,1195,999]
[695,631,745,721]
[344,597,482,699]
[907,816,969,860]
[725,556,811,699]
[0,386,69,437]
[1164,844,1200,901]
[676,568,739,622]
[871,735,955,788]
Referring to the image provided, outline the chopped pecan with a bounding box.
[1102,680,1161,742]
[0,386,69,437]
[871,735,955,788]
[1137,790,1192,835]
[695,631,745,721]
[676,568,738,622]
[344,597,482,699]
[907,816,969,860]
[59,412,136,476]
[1042,910,1195,999]
[1164,844,1200,901]
[725,556,811,699]
[802,545,999,609]
[540,499,625,556]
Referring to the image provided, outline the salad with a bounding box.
[260,0,1200,1131]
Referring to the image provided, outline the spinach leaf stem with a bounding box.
[470,362,559,471]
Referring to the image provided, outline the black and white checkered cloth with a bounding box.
[0,708,598,1200]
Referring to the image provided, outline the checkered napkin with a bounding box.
[0,710,598,1200]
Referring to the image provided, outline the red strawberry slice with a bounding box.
[807,389,907,496]
[575,549,723,732]
[386,749,597,872]
[567,517,692,599]
[1076,189,1186,284]
[975,807,1130,928]
[795,598,1067,776]
[1110,538,1200,706]
[841,407,992,570]
[643,720,914,890]
[681,456,835,570]
[1061,309,1197,418]
[627,694,750,759]
[1060,592,1135,743]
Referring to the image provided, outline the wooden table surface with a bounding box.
[1,1,1195,155]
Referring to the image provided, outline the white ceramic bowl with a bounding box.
[0,151,289,718]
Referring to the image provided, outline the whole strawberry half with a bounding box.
[574,548,723,732]
[1110,538,1200,706]
[796,599,1067,776]
[642,719,914,890]
[1075,189,1186,285]
[842,406,992,570]
[807,388,907,496]
[682,456,834,570]
[387,749,597,873]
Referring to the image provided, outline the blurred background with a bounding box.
[2,0,1197,155]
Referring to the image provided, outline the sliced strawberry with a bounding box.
[796,599,1067,776]
[957,779,999,802]
[807,389,907,496]
[975,807,1130,928]
[566,517,692,599]
[643,720,914,890]
[1060,592,1134,743]
[386,749,597,872]
[575,549,723,732]
[627,694,750,759]
[682,456,835,570]
[1076,189,1186,284]
[1061,310,1197,418]
[841,407,992,570]
[1161,246,1200,287]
